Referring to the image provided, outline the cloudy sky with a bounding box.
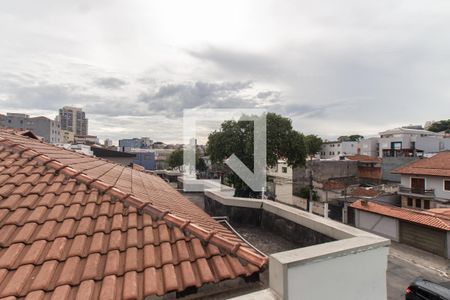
[1,1,450,144]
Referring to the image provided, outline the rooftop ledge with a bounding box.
[203,189,390,300]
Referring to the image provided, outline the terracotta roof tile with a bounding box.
[0,130,266,299]
[99,275,117,300]
[351,200,450,230]
[393,151,450,177]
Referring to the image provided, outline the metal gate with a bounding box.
[328,202,343,222]
[400,221,446,257]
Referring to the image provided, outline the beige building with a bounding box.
[60,130,74,143]
[59,106,88,136]
[267,159,293,205]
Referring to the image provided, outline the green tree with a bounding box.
[166,148,208,172]
[337,135,364,142]
[428,120,450,133]
[206,112,307,197]
[167,148,184,170]
[305,134,323,156]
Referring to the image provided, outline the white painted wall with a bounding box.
[275,181,293,205]
[358,137,379,157]
[320,141,358,159]
[356,210,399,241]
[284,246,388,300]
[401,174,450,200]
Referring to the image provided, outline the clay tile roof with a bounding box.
[346,155,382,164]
[392,151,450,177]
[0,129,267,299]
[351,200,450,231]
[349,187,380,198]
[322,180,346,190]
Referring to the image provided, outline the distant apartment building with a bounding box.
[104,138,113,147]
[0,113,61,143]
[320,141,358,159]
[393,151,450,209]
[59,106,88,136]
[358,137,379,157]
[118,137,153,151]
[378,127,448,157]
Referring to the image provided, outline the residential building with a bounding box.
[320,141,358,159]
[0,113,61,143]
[74,134,98,145]
[59,106,88,135]
[352,200,450,258]
[118,137,153,151]
[104,138,113,147]
[133,151,156,170]
[1,112,29,128]
[357,137,379,157]
[0,113,6,127]
[393,151,450,209]
[378,127,446,157]
[267,159,293,205]
[347,155,382,183]
[60,129,74,143]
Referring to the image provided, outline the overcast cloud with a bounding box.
[1,0,449,143]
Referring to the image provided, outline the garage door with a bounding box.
[400,221,446,257]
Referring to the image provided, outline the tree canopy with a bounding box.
[428,120,450,133]
[167,148,184,170]
[167,148,207,172]
[337,134,364,142]
[206,112,308,197]
[305,134,323,156]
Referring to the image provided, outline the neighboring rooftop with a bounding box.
[0,130,266,299]
[351,200,450,231]
[392,151,450,177]
[379,127,443,137]
[346,154,382,164]
[349,187,380,198]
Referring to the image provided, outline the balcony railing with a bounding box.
[382,149,424,158]
[399,186,435,197]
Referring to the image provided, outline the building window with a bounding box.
[282,167,287,173]
[424,200,430,209]
[444,180,450,191]
[415,198,421,208]
[407,198,413,207]
[411,178,425,194]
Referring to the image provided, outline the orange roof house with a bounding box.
[392,151,450,177]
[351,200,450,231]
[0,130,267,299]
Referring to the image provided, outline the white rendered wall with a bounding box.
[285,246,388,300]
[356,210,399,241]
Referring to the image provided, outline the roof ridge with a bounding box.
[0,136,268,268]
[353,201,450,229]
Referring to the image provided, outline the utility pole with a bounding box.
[308,158,313,213]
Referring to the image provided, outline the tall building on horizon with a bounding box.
[58,106,88,136]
